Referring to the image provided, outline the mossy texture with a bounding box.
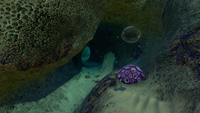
[0,0,77,70]
[0,0,102,105]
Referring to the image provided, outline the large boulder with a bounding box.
[86,0,165,41]
[78,63,199,113]
[0,0,199,111]
[0,0,103,105]
[77,0,200,113]
[87,0,200,77]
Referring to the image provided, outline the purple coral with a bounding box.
[117,64,145,84]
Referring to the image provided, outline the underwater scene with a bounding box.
[0,0,200,113]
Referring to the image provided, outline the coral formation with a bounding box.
[117,64,145,84]
[161,0,200,78]
[0,0,102,105]
[0,0,84,71]
[170,26,200,76]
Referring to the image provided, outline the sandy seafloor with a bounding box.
[0,42,200,113]
[0,52,116,113]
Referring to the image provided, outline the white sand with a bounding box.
[56,52,115,113]
[89,64,198,113]
[98,82,173,113]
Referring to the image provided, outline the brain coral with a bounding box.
[0,0,102,105]
[0,0,83,71]
[117,64,145,84]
